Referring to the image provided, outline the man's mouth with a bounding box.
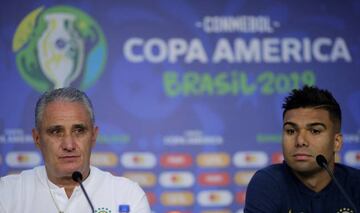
[59,155,80,161]
[293,153,313,161]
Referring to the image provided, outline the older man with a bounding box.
[0,87,151,213]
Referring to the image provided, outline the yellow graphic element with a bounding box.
[161,191,194,206]
[37,13,85,88]
[90,152,118,167]
[12,6,44,51]
[78,20,88,31]
[234,171,256,185]
[123,172,156,187]
[40,18,65,71]
[41,17,63,72]
[197,152,230,167]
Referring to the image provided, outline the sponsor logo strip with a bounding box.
[6,151,41,168]
[145,192,156,206]
[121,152,156,169]
[197,190,233,207]
[236,191,246,204]
[198,172,230,186]
[344,150,360,166]
[197,153,230,168]
[123,172,156,187]
[161,153,192,168]
[161,191,194,206]
[234,171,256,186]
[90,152,118,167]
[233,151,268,168]
[160,171,195,188]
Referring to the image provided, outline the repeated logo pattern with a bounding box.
[4,150,359,212]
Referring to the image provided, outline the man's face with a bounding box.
[282,107,342,175]
[32,101,98,179]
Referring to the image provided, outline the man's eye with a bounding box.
[285,128,295,135]
[310,128,321,134]
[51,129,59,134]
[74,127,86,135]
[48,128,62,136]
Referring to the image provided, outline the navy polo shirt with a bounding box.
[244,162,360,213]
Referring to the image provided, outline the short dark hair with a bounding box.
[282,86,342,132]
[35,87,95,129]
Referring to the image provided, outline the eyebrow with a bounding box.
[73,124,87,128]
[283,122,327,129]
[45,124,88,131]
[46,125,63,130]
[72,124,91,132]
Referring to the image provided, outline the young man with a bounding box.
[245,86,360,212]
[0,88,151,213]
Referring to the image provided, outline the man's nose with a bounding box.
[295,129,309,147]
[61,134,76,151]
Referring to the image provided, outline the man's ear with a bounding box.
[32,128,41,149]
[334,133,343,152]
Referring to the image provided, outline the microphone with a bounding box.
[315,154,328,169]
[316,155,358,212]
[72,171,95,212]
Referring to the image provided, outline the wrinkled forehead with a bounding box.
[40,101,94,125]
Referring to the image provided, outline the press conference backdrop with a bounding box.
[1,0,360,212]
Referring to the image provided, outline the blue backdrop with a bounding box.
[1,1,360,212]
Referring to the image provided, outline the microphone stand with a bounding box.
[72,171,95,213]
[316,155,358,213]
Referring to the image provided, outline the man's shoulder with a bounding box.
[245,163,289,211]
[256,163,288,178]
[335,163,360,172]
[248,163,290,187]
[335,163,360,181]
[0,166,45,200]
[0,166,42,184]
[89,166,146,198]
[90,166,139,187]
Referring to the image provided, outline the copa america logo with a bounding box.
[12,5,107,92]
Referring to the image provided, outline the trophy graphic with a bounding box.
[37,13,84,89]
